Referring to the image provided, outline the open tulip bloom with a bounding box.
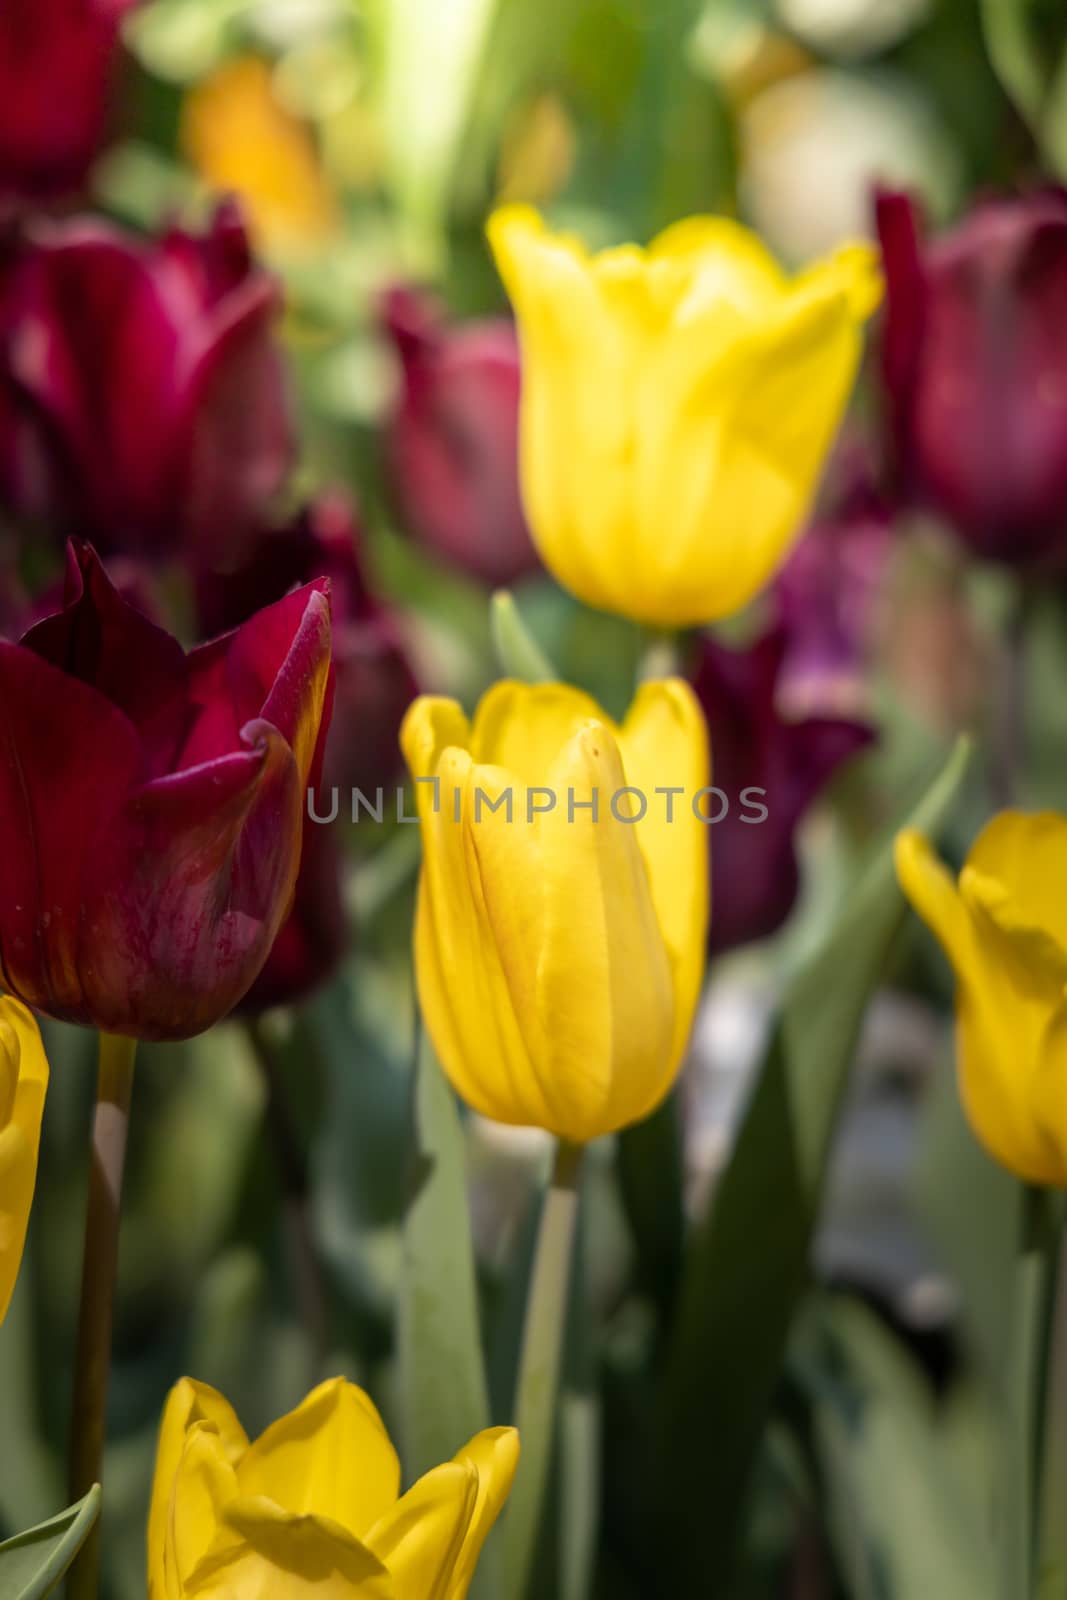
[0,541,332,1039]
[148,1376,518,1599]
[401,678,709,1144]
[897,813,1067,1185]
[487,205,881,627]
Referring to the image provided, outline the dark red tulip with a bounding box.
[693,626,874,956]
[876,188,1067,565]
[196,491,418,796]
[0,0,136,201]
[0,541,332,1039]
[380,285,538,587]
[775,444,893,720]
[0,202,293,561]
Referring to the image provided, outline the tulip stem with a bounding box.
[67,1031,137,1600]
[503,1139,583,1599]
[246,1020,328,1376]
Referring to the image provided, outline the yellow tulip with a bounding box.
[0,998,48,1326]
[148,1376,518,1600]
[896,813,1067,1186]
[181,58,339,255]
[487,205,881,627]
[401,678,709,1142]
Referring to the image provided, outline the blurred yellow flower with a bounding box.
[148,1376,518,1600]
[401,678,709,1142]
[897,814,1067,1186]
[181,57,339,254]
[0,998,48,1327]
[487,205,881,627]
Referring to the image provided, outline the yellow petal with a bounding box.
[236,1378,401,1539]
[185,1496,393,1600]
[965,811,1067,953]
[0,999,47,1329]
[470,721,675,1140]
[364,1463,475,1600]
[1032,997,1067,1185]
[169,1424,241,1594]
[469,681,603,782]
[443,1428,519,1600]
[149,1380,249,1600]
[616,679,710,1074]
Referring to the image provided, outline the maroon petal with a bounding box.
[0,637,141,1021]
[238,815,347,1014]
[81,729,302,1038]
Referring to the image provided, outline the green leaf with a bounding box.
[801,1298,997,1600]
[399,1031,490,1472]
[490,591,558,684]
[980,0,1067,177]
[0,1487,101,1600]
[654,736,972,1595]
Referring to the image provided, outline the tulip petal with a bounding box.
[364,1462,476,1600]
[469,680,602,784]
[616,678,709,1070]
[0,638,142,1021]
[236,1378,401,1539]
[444,1427,520,1600]
[0,999,47,1328]
[169,1425,242,1595]
[186,1497,393,1600]
[149,1379,249,1600]
[963,811,1067,955]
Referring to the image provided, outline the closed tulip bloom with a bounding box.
[381,286,539,588]
[0,0,135,200]
[694,626,873,954]
[0,203,293,562]
[0,541,332,1039]
[897,813,1067,1185]
[486,205,881,626]
[0,998,48,1327]
[402,679,709,1141]
[148,1375,518,1599]
[877,189,1067,565]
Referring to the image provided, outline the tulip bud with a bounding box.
[0,541,332,1039]
[0,202,293,563]
[0,998,48,1327]
[692,626,874,954]
[897,814,1067,1185]
[0,0,136,201]
[381,286,539,588]
[402,679,709,1142]
[876,188,1067,565]
[148,1375,518,1600]
[486,205,881,626]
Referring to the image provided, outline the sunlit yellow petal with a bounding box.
[149,1380,249,1600]
[185,1497,392,1600]
[236,1378,400,1538]
[965,811,1067,953]
[444,1428,520,1600]
[364,1464,475,1600]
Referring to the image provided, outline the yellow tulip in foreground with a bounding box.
[487,205,881,627]
[148,1376,518,1599]
[897,813,1067,1185]
[402,678,709,1142]
[0,997,48,1326]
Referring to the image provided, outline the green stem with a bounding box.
[66,1032,137,1600]
[503,1140,583,1599]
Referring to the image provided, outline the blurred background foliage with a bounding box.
[6,0,1067,1594]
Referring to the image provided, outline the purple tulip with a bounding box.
[380,286,539,588]
[0,202,293,561]
[0,0,136,201]
[693,626,874,955]
[0,541,332,1038]
[876,187,1067,565]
